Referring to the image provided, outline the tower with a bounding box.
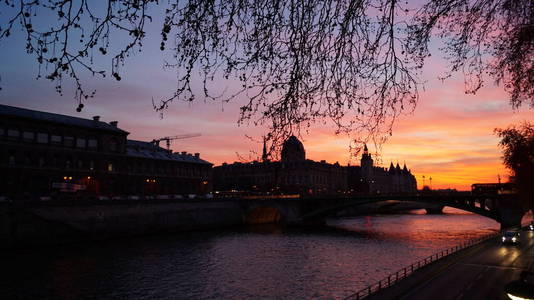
[360,144,374,178]
[262,137,269,162]
[396,162,403,192]
[388,162,397,193]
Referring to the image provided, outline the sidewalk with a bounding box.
[358,231,534,300]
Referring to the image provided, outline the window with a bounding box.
[39,157,45,167]
[107,163,114,172]
[37,132,49,144]
[88,139,98,149]
[109,138,118,152]
[0,128,4,136]
[64,136,74,147]
[89,160,94,171]
[66,159,71,169]
[76,138,86,148]
[23,131,35,140]
[7,129,20,138]
[8,155,15,165]
[51,135,62,144]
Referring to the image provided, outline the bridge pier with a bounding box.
[499,208,525,230]
[425,206,444,214]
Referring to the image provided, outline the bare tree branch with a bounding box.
[0,0,532,156]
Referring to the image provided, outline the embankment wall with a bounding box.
[0,201,243,249]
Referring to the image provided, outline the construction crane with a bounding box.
[151,133,201,151]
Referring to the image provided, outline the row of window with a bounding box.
[4,152,210,177]
[223,174,337,186]
[7,154,97,170]
[1,127,102,150]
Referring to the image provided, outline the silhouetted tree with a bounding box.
[0,0,532,149]
[495,122,534,210]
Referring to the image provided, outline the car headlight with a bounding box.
[512,237,517,242]
[503,237,506,241]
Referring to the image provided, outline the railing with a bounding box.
[343,232,499,300]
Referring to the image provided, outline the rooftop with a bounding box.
[0,104,129,134]
[126,140,212,165]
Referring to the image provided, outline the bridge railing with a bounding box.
[343,231,499,300]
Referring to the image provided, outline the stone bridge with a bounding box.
[237,193,526,229]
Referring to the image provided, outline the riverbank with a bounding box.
[0,200,244,249]
[355,227,534,300]
[0,197,447,249]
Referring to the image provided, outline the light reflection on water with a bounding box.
[3,208,525,300]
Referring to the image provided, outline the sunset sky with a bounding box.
[0,4,532,191]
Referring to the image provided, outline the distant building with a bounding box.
[0,104,212,199]
[213,136,347,195]
[213,137,417,195]
[347,145,417,194]
[471,183,516,195]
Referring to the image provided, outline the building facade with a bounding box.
[213,137,417,195]
[0,104,212,199]
[213,136,348,195]
[347,145,418,194]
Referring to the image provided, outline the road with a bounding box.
[369,230,534,300]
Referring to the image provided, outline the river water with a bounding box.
[3,208,526,300]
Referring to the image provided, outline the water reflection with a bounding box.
[3,209,507,300]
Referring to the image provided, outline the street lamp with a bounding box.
[422,175,426,188]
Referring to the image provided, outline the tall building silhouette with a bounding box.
[214,136,347,194]
[214,136,417,195]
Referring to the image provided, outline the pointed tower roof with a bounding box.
[262,137,268,162]
[389,162,396,174]
[361,143,373,166]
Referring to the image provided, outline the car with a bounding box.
[502,231,520,244]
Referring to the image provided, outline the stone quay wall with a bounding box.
[0,200,243,249]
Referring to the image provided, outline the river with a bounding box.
[3,208,528,300]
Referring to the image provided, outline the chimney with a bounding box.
[194,153,200,158]
[109,121,118,127]
[93,116,100,121]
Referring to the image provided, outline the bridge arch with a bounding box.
[244,205,284,224]
[299,196,501,224]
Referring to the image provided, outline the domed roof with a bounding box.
[281,136,305,162]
